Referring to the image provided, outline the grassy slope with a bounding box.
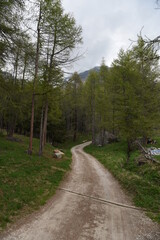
[84,140,160,223]
[0,134,83,230]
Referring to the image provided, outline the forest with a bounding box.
[1,0,160,233]
[0,0,160,158]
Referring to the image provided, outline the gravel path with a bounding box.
[1,142,160,240]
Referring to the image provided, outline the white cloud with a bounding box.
[62,0,160,73]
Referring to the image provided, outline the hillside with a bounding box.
[79,66,100,81]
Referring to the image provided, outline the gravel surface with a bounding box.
[1,142,160,240]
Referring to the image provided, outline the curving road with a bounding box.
[1,142,160,240]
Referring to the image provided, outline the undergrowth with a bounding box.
[84,139,160,223]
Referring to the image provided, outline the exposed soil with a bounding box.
[1,142,160,240]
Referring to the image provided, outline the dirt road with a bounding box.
[1,142,160,240]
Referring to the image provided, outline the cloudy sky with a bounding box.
[62,0,160,73]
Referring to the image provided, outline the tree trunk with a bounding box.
[28,94,35,155]
[0,115,3,132]
[92,109,96,145]
[112,107,115,135]
[8,126,14,137]
[101,128,105,146]
[42,100,48,148]
[73,108,77,142]
[39,105,44,156]
[7,113,17,137]
[14,51,19,83]
[28,3,42,155]
[22,57,27,89]
[127,139,132,163]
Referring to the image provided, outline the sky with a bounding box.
[62,0,160,74]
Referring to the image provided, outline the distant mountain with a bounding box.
[79,66,100,82]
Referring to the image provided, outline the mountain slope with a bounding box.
[79,66,100,81]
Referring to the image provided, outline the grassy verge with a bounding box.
[84,140,160,223]
[0,133,87,231]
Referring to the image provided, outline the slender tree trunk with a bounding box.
[22,57,27,89]
[92,108,96,145]
[101,128,105,146]
[73,108,77,142]
[91,80,96,145]
[7,114,16,137]
[112,106,115,135]
[39,105,44,156]
[127,139,132,163]
[28,4,42,155]
[39,30,56,153]
[39,28,56,151]
[42,100,48,148]
[14,51,19,83]
[28,94,35,154]
[0,115,3,132]
[8,124,14,137]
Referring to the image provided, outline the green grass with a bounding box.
[0,133,87,230]
[84,140,160,223]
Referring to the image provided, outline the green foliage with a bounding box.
[63,72,84,140]
[84,141,160,223]
[96,61,109,129]
[0,0,24,65]
[83,39,160,150]
[40,0,82,73]
[111,45,159,142]
[84,70,99,141]
[0,0,83,148]
[0,0,160,228]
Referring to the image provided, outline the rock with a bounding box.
[53,149,64,159]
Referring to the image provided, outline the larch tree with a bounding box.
[84,71,99,145]
[28,0,42,155]
[0,0,24,65]
[111,43,159,160]
[63,72,83,142]
[37,0,82,155]
[111,49,142,160]
[131,36,160,141]
[96,59,110,145]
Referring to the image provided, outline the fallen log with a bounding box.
[135,140,160,165]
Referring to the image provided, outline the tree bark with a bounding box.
[39,105,44,156]
[92,108,96,145]
[28,94,35,155]
[73,108,77,142]
[22,57,27,89]
[101,128,105,146]
[14,51,19,83]
[28,3,42,155]
[91,79,96,145]
[7,115,16,137]
[42,100,48,148]
[127,139,132,163]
